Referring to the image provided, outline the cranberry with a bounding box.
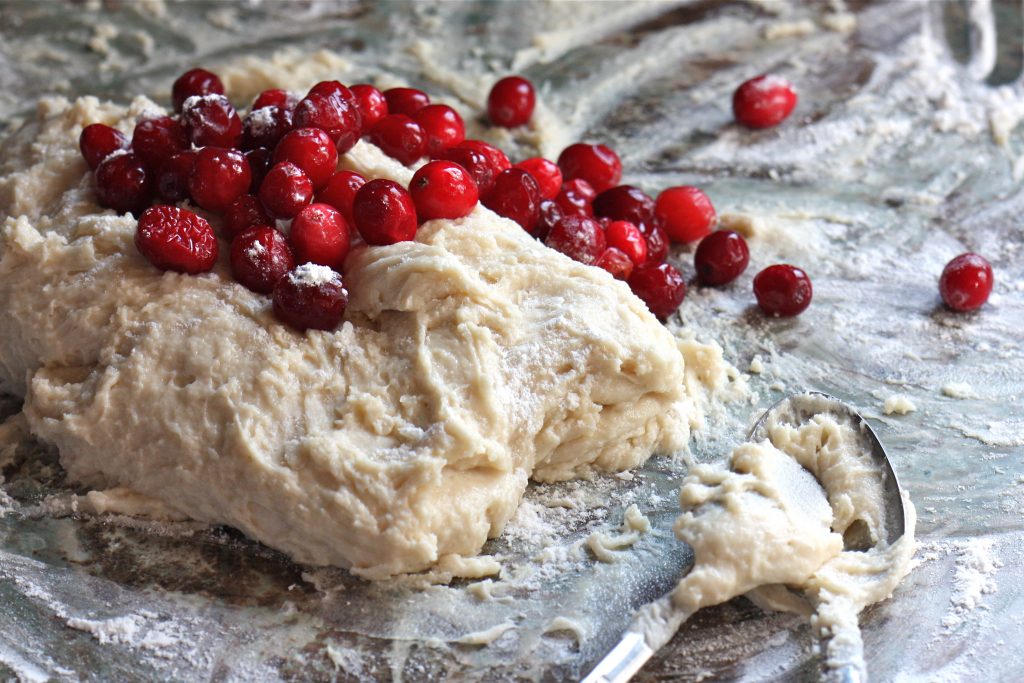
[307,81,351,100]
[482,168,540,233]
[457,139,511,177]
[655,186,717,243]
[487,75,535,128]
[245,147,273,192]
[135,205,218,273]
[188,147,251,213]
[251,88,297,112]
[350,84,388,132]
[939,253,993,311]
[352,179,418,245]
[182,94,242,148]
[545,214,606,265]
[95,152,153,215]
[695,230,749,285]
[366,115,427,165]
[434,146,495,194]
[131,116,188,169]
[536,199,564,241]
[289,203,351,268]
[593,185,655,227]
[557,143,621,193]
[733,74,798,129]
[272,264,348,331]
[230,226,295,294]
[242,105,293,150]
[513,157,562,200]
[629,263,686,319]
[753,264,812,317]
[79,124,128,170]
[605,220,648,266]
[554,177,596,217]
[414,104,465,155]
[383,87,430,116]
[222,194,272,240]
[316,170,366,226]
[272,127,338,190]
[641,223,670,264]
[155,150,196,203]
[293,91,361,154]
[258,161,313,219]
[596,247,634,280]
[409,160,479,222]
[172,68,225,113]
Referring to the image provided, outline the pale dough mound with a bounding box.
[0,95,731,578]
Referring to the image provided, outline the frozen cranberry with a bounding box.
[315,170,366,226]
[290,203,351,268]
[640,222,669,264]
[596,247,634,280]
[545,214,606,265]
[230,226,295,294]
[487,75,535,128]
[593,185,655,227]
[695,230,749,285]
[272,127,338,190]
[79,124,128,170]
[733,74,797,129]
[629,263,686,319]
[251,88,297,113]
[131,116,188,169]
[242,105,293,150]
[182,95,242,148]
[352,179,418,245]
[557,143,621,193]
[939,253,993,311]
[513,157,562,200]
[350,84,388,132]
[222,194,272,240]
[536,199,564,241]
[366,115,427,165]
[155,150,196,203]
[414,104,465,155]
[434,146,495,195]
[172,68,225,113]
[188,147,251,213]
[245,147,273,192]
[655,186,717,243]
[753,264,812,317]
[95,152,153,215]
[554,177,596,217]
[605,220,648,266]
[409,160,478,222]
[272,264,348,331]
[258,161,313,219]
[135,205,218,273]
[383,87,429,116]
[293,91,361,154]
[483,168,540,233]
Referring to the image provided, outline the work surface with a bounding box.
[1,1,1022,681]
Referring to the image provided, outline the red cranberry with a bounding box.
[487,75,535,128]
[307,80,351,100]
[434,146,495,194]
[596,247,634,280]
[316,170,367,226]
[188,147,251,213]
[131,116,188,169]
[135,205,218,273]
[695,230,749,285]
[290,203,351,268]
[593,185,655,227]
[545,214,606,265]
[272,127,338,190]
[513,157,562,200]
[554,177,596,217]
[414,104,466,155]
[350,84,388,132]
[605,220,648,266]
[251,88,297,112]
[172,68,225,113]
[222,194,272,240]
[258,161,313,219]
[155,150,196,203]
[383,87,430,116]
[641,222,669,264]
[457,139,511,176]
[482,168,540,233]
[629,263,686,319]
[939,253,993,311]
[733,74,798,129]
[410,160,479,222]
[79,124,128,170]
[352,179,418,245]
[242,105,293,150]
[182,94,243,148]
[293,91,361,154]
[536,199,564,241]
[655,186,717,243]
[272,264,348,331]
[753,264,812,317]
[230,226,295,294]
[557,143,621,193]
[245,147,273,192]
[95,152,153,215]
[366,115,427,165]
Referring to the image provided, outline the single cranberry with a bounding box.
[434,146,495,194]
[593,185,655,227]
[155,150,196,203]
[307,80,351,100]
[188,147,251,213]
[272,127,338,190]
[482,168,540,233]
[414,104,465,155]
[258,161,314,219]
[315,170,366,226]
[733,74,798,129]
[251,88,297,112]
[245,147,273,192]
[605,220,648,266]
[172,68,225,113]
[513,157,562,200]
[655,186,717,243]
[230,226,295,294]
[629,263,686,319]
[535,199,564,241]
[79,124,128,170]
[487,75,536,128]
[695,230,749,285]
[457,139,511,177]
[554,177,596,217]
[242,105,293,150]
[293,91,361,154]
[131,116,188,169]
[557,143,621,193]
[350,84,388,132]
[135,205,218,273]
[366,115,427,165]
[291,203,351,268]
[596,248,634,280]
[545,214,606,265]
[939,253,993,311]
[222,194,273,240]
[352,179,418,245]
[272,264,348,331]
[95,152,153,215]
[753,264,812,317]
[409,160,478,222]
[383,87,430,116]
[181,94,243,148]
[641,223,669,264]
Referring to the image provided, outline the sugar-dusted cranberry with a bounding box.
[172,68,225,113]
[350,84,388,132]
[251,88,297,113]
[366,115,427,165]
[352,179,418,245]
[188,147,251,213]
[155,150,196,203]
[230,226,295,294]
[272,264,348,331]
[315,170,366,226]
[245,147,273,192]
[629,262,686,319]
[695,230,749,285]
[242,105,293,150]
[79,124,128,170]
[258,161,313,219]
[414,104,465,155]
[733,74,797,129]
[272,127,338,190]
[291,203,351,268]
[554,177,596,217]
[655,186,716,243]
[605,220,648,266]
[753,264,812,317]
[222,194,272,240]
[939,253,993,311]
[434,146,495,194]
[182,94,243,148]
[593,185,655,227]
[536,199,564,241]
[307,80,351,100]
[293,91,361,154]
[135,205,218,273]
[487,75,536,128]
[132,116,188,169]
[557,143,621,193]
[383,87,430,116]
[482,168,540,233]
[410,160,478,222]
[513,157,561,200]
[596,247,634,280]
[545,214,606,265]
[95,152,153,215]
